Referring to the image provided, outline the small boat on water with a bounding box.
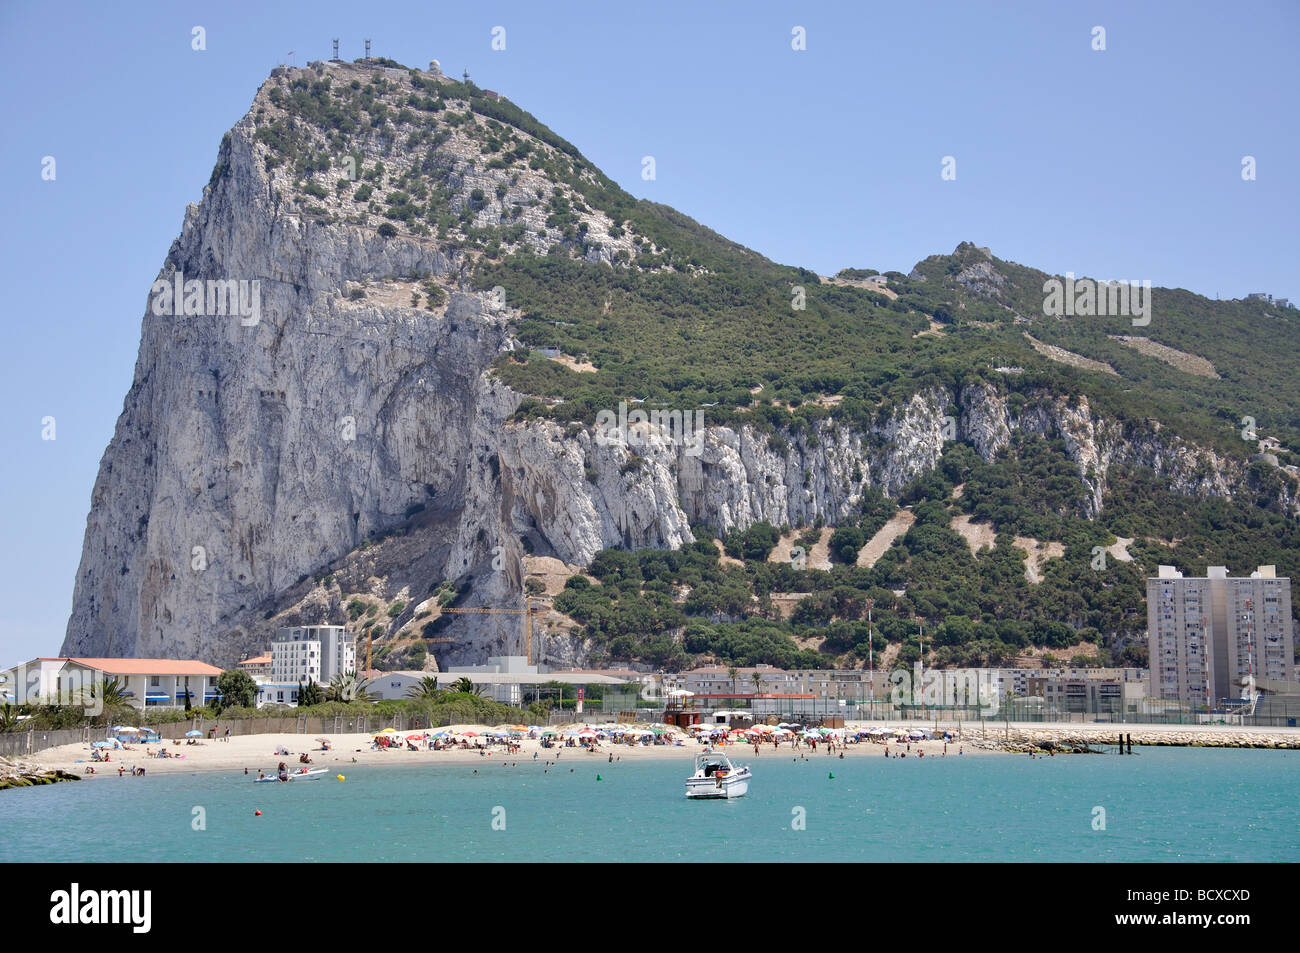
[254,768,328,783]
[684,752,751,799]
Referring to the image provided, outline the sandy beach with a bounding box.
[25,724,989,781]
[24,719,1298,783]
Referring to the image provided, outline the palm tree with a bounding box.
[750,671,764,696]
[448,677,483,696]
[405,676,441,700]
[328,672,369,703]
[87,676,130,724]
[727,666,738,701]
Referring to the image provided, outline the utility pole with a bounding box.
[867,598,875,721]
[917,615,926,716]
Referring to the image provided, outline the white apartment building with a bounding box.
[269,625,356,685]
[1147,565,1293,708]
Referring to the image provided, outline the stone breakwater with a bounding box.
[0,756,81,790]
[959,724,1300,754]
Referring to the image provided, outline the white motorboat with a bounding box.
[254,768,328,782]
[684,752,751,799]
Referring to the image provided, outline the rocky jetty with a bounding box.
[0,756,82,790]
[961,724,1300,754]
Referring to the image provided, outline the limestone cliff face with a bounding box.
[61,67,1261,669]
[490,383,1242,571]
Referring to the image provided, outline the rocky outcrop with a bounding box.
[60,69,1266,670]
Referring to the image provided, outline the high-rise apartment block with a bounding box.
[1147,565,1293,708]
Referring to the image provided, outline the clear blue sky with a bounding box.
[1,0,1296,665]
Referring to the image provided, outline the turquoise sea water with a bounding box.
[2,747,1295,862]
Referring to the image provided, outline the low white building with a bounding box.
[363,662,632,708]
[0,657,224,710]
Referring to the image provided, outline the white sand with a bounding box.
[30,723,995,780]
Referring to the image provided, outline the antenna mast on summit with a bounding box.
[332,38,339,61]
[364,38,371,62]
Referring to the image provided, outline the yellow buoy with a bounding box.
[336,774,345,781]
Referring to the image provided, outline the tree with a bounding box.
[448,677,479,694]
[183,675,192,713]
[299,678,324,707]
[215,669,258,710]
[405,676,442,699]
[328,672,369,702]
[829,526,865,564]
[728,666,738,700]
[87,676,130,723]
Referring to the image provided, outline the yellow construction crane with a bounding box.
[439,601,542,664]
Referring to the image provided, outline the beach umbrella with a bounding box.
[112,726,140,734]
[92,740,117,748]
[461,731,479,737]
[185,730,202,737]
[405,734,424,741]
[315,737,331,743]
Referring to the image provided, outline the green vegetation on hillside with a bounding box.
[546,436,1298,671]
